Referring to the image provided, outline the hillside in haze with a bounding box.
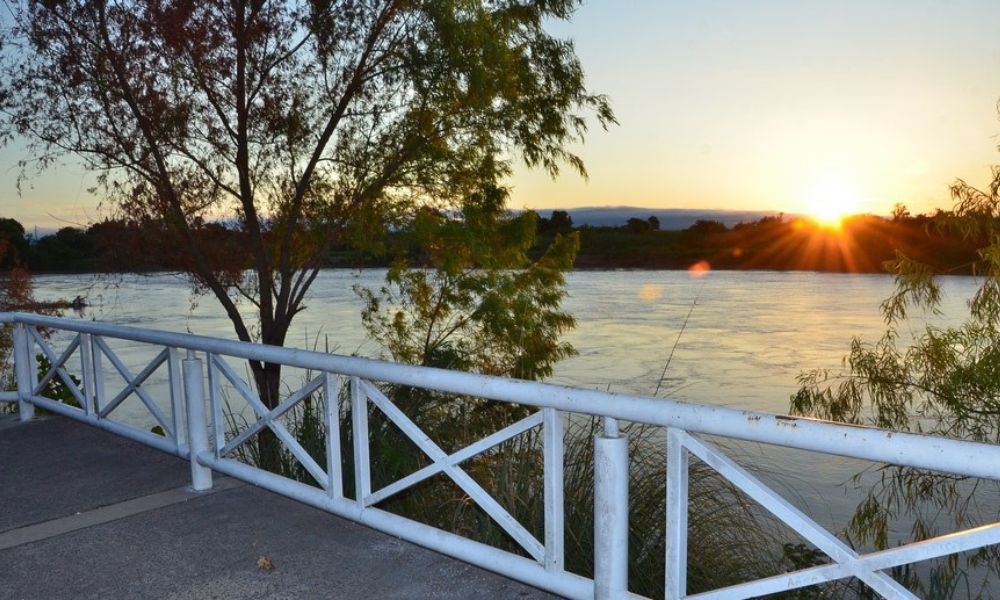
[527,207,790,229]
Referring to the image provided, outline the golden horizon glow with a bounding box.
[803,177,864,229]
[503,5,1000,223]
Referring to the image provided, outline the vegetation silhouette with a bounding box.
[0,205,982,278]
[562,210,980,273]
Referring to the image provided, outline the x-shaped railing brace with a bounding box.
[357,379,547,562]
[212,356,328,488]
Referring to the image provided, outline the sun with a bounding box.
[804,178,862,228]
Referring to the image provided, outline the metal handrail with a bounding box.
[4,311,1000,480]
[3,312,1000,600]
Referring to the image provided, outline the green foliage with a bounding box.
[538,210,574,235]
[358,201,579,381]
[221,383,330,484]
[685,219,728,237]
[33,354,82,409]
[346,201,583,548]
[27,227,98,273]
[1,262,67,403]
[791,168,1000,596]
[546,211,978,272]
[782,542,827,570]
[306,383,786,597]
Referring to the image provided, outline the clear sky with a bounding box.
[4,0,1000,231]
[512,0,1000,219]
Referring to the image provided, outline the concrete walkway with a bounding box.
[0,417,557,599]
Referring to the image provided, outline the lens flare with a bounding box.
[688,260,711,278]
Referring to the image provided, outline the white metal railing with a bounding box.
[2,311,1000,599]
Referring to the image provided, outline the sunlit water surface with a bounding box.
[34,269,974,407]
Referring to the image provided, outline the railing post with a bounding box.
[91,336,106,413]
[167,348,186,450]
[594,417,628,599]
[79,333,95,416]
[543,407,565,572]
[350,376,371,504]
[207,354,225,453]
[323,373,344,499]
[13,323,35,422]
[182,351,213,491]
[665,428,689,600]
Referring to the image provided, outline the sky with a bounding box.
[512,0,1000,219]
[3,0,1000,231]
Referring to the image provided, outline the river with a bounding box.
[31,268,974,411]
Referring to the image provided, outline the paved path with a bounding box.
[0,417,557,599]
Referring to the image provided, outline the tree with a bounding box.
[625,217,651,234]
[355,206,797,597]
[359,202,579,382]
[29,227,97,272]
[0,217,28,269]
[549,209,574,233]
[1,262,57,394]
[0,1,612,467]
[0,218,29,383]
[791,163,1000,594]
[891,202,911,222]
[352,195,579,543]
[537,209,573,235]
[686,219,727,237]
[647,214,659,231]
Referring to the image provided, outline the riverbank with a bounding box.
[5,211,981,276]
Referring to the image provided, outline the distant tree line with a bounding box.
[0,206,982,275]
[1,218,101,272]
[0,216,381,273]
[534,207,981,273]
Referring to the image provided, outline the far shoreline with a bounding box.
[18,265,981,278]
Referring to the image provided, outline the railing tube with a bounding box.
[594,417,628,599]
[13,323,35,422]
[543,407,565,571]
[665,428,689,600]
[167,347,186,450]
[351,376,371,503]
[79,333,96,416]
[182,352,213,491]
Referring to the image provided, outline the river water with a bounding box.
[32,269,973,411]
[30,269,993,584]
